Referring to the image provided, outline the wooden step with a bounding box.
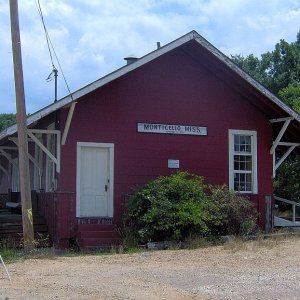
[0,231,49,239]
[0,224,48,233]
[0,212,51,247]
[77,222,120,249]
[0,215,46,224]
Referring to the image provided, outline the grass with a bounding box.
[223,231,300,253]
[0,236,56,264]
[2,230,300,264]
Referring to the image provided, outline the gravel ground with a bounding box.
[1,237,300,299]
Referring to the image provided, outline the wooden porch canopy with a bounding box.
[0,129,61,185]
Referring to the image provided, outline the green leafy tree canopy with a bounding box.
[231,30,300,95]
[0,114,16,131]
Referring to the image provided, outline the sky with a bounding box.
[1,0,300,114]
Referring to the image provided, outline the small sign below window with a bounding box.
[168,159,180,169]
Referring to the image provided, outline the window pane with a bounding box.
[234,135,252,153]
[246,173,252,191]
[234,135,240,152]
[234,155,252,171]
[234,172,252,192]
[246,156,252,170]
[234,173,246,191]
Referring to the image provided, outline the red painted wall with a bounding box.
[58,48,273,230]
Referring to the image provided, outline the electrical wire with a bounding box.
[35,0,74,101]
[36,0,55,69]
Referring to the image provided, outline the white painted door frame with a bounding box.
[76,142,114,218]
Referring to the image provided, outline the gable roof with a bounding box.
[1,30,300,141]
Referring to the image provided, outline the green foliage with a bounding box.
[0,238,19,263]
[274,155,300,202]
[231,53,270,88]
[231,30,300,95]
[124,172,210,243]
[0,113,16,131]
[119,220,139,250]
[0,238,55,263]
[206,185,257,236]
[263,38,300,94]
[278,83,300,113]
[123,172,257,244]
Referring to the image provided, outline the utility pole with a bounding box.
[10,0,35,251]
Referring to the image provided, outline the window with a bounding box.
[229,130,257,194]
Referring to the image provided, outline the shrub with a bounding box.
[123,173,258,245]
[124,172,210,243]
[206,185,257,236]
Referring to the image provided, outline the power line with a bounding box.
[35,0,55,69]
[35,0,73,101]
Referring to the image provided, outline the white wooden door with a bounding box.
[77,143,114,217]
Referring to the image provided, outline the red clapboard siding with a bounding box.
[56,46,273,246]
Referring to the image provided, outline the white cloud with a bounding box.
[0,0,300,113]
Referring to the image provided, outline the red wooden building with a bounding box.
[1,31,300,248]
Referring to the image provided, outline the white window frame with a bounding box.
[229,129,258,194]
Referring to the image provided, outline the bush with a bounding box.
[123,172,258,245]
[124,172,210,244]
[206,185,257,236]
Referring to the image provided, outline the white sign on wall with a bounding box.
[168,159,180,169]
[137,123,207,136]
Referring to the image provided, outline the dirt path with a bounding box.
[1,237,300,299]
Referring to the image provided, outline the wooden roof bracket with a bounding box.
[27,129,61,173]
[0,149,18,169]
[0,164,9,177]
[269,117,299,177]
[0,148,14,181]
[0,160,10,186]
[62,102,76,145]
[0,149,16,185]
[8,138,41,175]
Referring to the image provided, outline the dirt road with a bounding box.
[1,237,300,299]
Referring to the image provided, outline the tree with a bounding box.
[231,53,271,88]
[231,30,300,95]
[264,39,300,94]
[0,113,16,131]
[278,84,300,113]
